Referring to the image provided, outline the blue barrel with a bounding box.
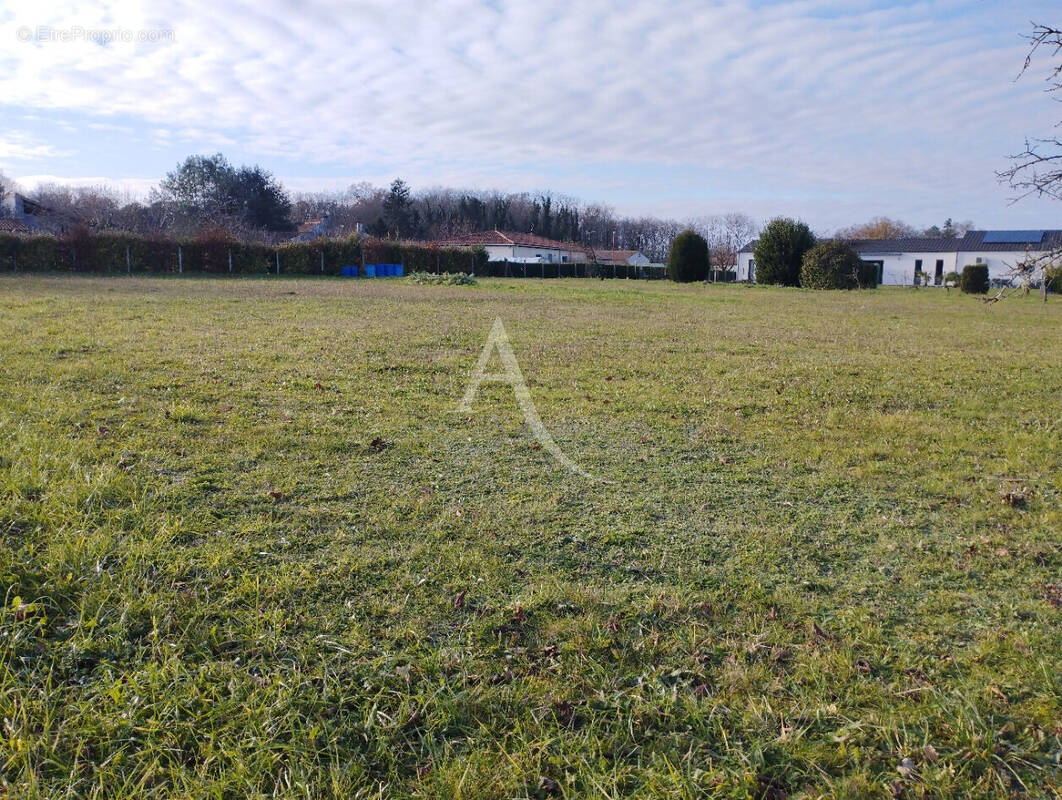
[385,263,395,276]
[395,264,404,277]
[364,264,376,278]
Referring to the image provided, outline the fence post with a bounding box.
[320,250,324,273]
[228,248,233,273]
[276,251,280,275]
[126,244,131,275]
[178,245,183,274]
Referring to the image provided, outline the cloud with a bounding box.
[0,132,72,161]
[0,0,1057,227]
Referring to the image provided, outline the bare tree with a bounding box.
[998,24,1062,202]
[992,22,1062,301]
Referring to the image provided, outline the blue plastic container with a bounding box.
[395,264,405,277]
[364,264,376,278]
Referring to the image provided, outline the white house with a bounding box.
[434,230,591,263]
[736,230,1062,286]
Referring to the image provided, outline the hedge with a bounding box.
[960,264,989,294]
[1045,266,1062,293]
[0,232,489,277]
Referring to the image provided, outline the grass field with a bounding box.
[1,275,1060,799]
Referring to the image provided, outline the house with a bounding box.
[736,230,1062,286]
[434,230,591,263]
[593,248,651,267]
[1,193,50,233]
[291,213,333,242]
[0,218,35,235]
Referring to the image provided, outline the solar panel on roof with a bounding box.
[982,230,1045,244]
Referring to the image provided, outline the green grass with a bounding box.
[1,274,1060,799]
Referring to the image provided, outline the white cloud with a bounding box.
[1,0,1058,227]
[0,132,72,161]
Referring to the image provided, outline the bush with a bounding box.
[960,264,989,294]
[667,230,709,282]
[1045,265,1062,293]
[799,241,862,289]
[856,261,879,289]
[944,271,961,286]
[754,218,816,286]
[407,271,477,286]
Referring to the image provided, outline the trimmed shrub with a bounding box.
[1045,265,1062,293]
[800,240,862,289]
[960,264,989,294]
[944,271,961,286]
[754,218,816,286]
[667,230,710,282]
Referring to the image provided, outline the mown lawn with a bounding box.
[1,275,1060,799]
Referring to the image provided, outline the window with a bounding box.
[914,259,923,285]
[934,259,944,286]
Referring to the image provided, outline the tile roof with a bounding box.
[594,248,640,264]
[847,237,968,253]
[0,218,34,234]
[435,230,591,255]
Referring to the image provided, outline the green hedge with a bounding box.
[960,264,989,294]
[0,232,490,277]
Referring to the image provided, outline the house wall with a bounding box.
[736,247,1045,285]
[737,252,754,281]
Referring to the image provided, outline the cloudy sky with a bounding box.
[1,0,1059,232]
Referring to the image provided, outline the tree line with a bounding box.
[2,152,980,273]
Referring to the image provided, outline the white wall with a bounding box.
[736,247,1046,286]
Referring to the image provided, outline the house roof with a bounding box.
[297,218,323,235]
[0,218,34,234]
[594,248,640,264]
[739,230,1062,254]
[435,229,591,255]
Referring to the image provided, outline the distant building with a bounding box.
[1,193,50,233]
[0,218,35,235]
[737,230,1062,286]
[434,230,591,263]
[593,248,650,267]
[291,213,334,242]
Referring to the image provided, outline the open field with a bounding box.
[1,275,1060,799]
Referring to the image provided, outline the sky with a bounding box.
[1,0,1060,233]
